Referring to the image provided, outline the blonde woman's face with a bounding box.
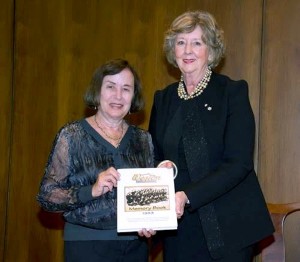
[174,25,209,76]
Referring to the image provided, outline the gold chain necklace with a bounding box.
[94,115,124,146]
[177,67,212,100]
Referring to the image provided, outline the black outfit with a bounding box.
[37,119,154,261]
[148,72,274,261]
[64,240,148,262]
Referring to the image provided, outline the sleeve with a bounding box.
[146,131,155,168]
[148,91,164,166]
[185,80,256,209]
[36,127,89,212]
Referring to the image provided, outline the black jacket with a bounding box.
[149,72,274,259]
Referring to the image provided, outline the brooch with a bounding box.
[204,104,212,111]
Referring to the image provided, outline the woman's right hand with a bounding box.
[92,167,120,197]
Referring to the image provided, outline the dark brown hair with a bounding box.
[84,58,144,113]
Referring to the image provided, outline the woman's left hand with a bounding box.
[138,228,156,238]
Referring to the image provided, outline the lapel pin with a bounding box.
[204,104,212,111]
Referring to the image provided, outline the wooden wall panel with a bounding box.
[122,0,187,128]
[259,0,300,201]
[259,0,300,260]
[0,1,14,260]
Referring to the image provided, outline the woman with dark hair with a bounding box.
[148,11,274,261]
[37,58,154,261]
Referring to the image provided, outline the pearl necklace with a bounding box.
[177,67,212,100]
[94,115,124,147]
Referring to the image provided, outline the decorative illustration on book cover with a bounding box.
[124,186,170,212]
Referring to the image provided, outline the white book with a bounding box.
[117,167,177,233]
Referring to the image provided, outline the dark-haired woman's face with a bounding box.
[98,68,134,121]
[174,25,209,76]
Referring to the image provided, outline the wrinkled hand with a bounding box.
[175,191,188,219]
[138,228,156,238]
[92,167,120,197]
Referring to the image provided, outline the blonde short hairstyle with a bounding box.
[164,10,225,68]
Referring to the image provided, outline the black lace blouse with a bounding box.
[37,119,154,240]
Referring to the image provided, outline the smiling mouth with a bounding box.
[110,103,123,108]
[183,59,195,63]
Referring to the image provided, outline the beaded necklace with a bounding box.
[177,67,212,100]
[94,115,124,147]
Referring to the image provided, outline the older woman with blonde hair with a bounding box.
[149,10,274,261]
